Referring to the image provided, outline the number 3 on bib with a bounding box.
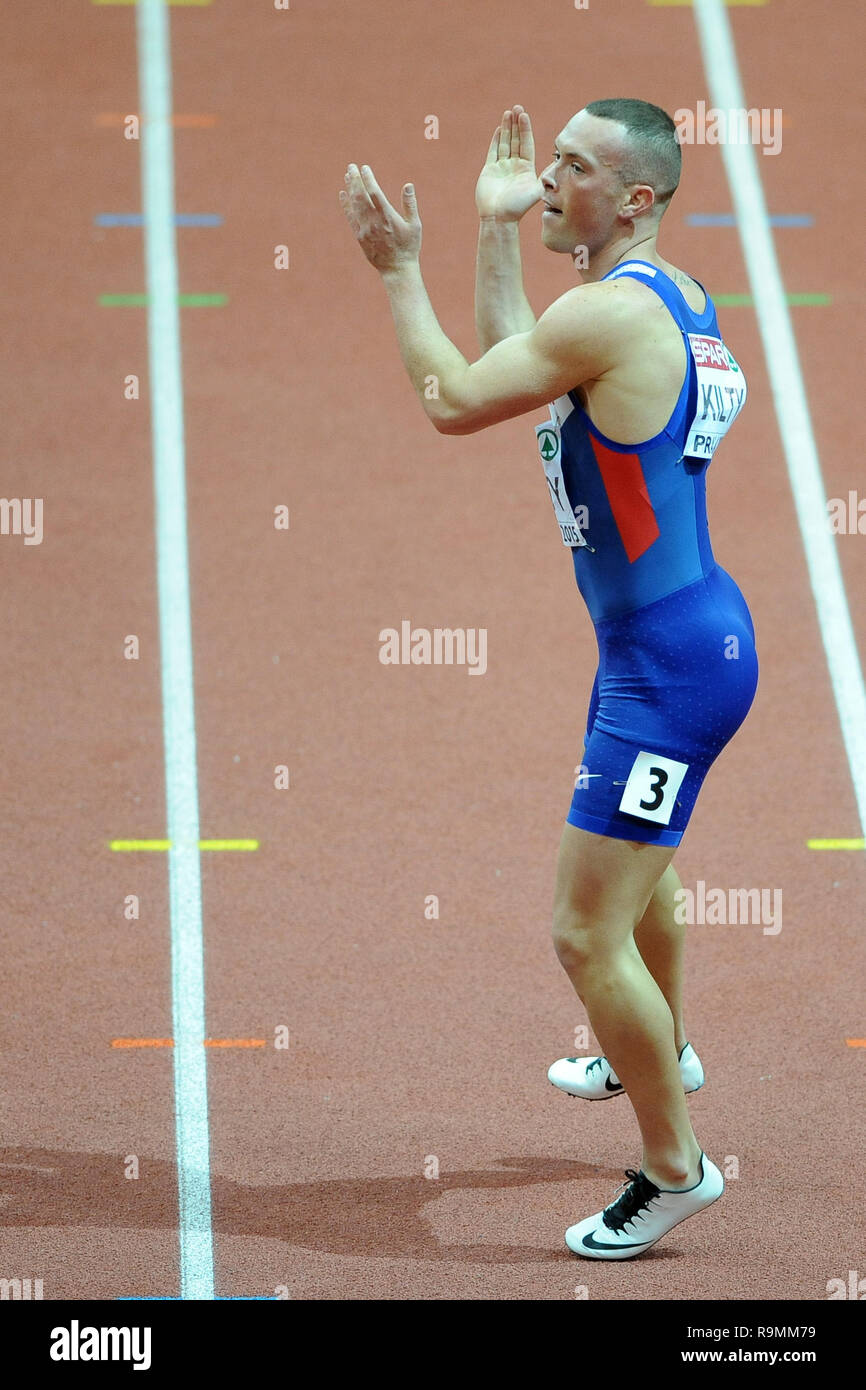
[618,751,689,826]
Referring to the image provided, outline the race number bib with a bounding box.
[535,403,590,548]
[618,751,689,826]
[684,335,747,461]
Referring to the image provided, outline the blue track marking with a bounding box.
[686,212,814,227]
[135,0,215,1300]
[95,213,223,226]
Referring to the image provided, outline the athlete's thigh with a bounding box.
[554,821,677,941]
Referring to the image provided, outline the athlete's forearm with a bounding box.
[475,218,536,353]
[380,261,470,430]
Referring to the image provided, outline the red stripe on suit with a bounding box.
[589,436,660,563]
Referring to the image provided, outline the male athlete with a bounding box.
[340,99,758,1259]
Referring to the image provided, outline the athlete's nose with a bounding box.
[542,165,561,198]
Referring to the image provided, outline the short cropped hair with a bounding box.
[584,98,682,208]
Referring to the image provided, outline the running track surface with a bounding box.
[2,0,865,1301]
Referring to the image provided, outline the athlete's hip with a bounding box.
[586,564,758,760]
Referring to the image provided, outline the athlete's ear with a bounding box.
[621,183,656,221]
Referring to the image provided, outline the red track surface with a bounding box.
[2,0,864,1302]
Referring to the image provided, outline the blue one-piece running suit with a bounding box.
[534,259,759,847]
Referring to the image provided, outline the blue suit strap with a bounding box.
[602,260,689,322]
[603,260,719,327]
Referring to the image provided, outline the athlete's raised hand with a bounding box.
[340,163,422,274]
[475,106,544,223]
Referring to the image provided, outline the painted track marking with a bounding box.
[96,1,213,7]
[135,0,213,1300]
[686,213,814,227]
[693,0,866,842]
[99,293,227,306]
[96,213,223,227]
[110,839,259,850]
[713,293,831,307]
[650,0,768,7]
[111,1039,267,1048]
[95,113,218,128]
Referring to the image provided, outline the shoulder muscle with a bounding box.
[444,280,648,435]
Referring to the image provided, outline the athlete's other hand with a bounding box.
[475,106,543,223]
[340,164,422,274]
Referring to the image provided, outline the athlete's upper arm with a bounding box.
[437,280,637,435]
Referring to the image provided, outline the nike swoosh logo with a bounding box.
[604,1077,623,1093]
[581,1230,648,1252]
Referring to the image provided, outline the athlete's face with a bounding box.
[539,111,633,261]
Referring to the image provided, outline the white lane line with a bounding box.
[693,0,866,838]
[136,0,214,1300]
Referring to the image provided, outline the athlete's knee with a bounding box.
[551,903,622,980]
